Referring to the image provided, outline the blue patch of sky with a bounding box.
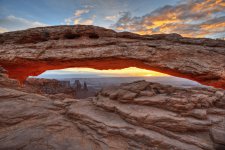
[0,0,179,27]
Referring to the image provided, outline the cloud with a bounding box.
[104,15,118,21]
[64,5,95,25]
[112,0,225,38]
[74,5,94,17]
[65,18,72,25]
[0,27,8,33]
[74,9,90,17]
[74,18,81,24]
[80,19,93,25]
[73,15,96,25]
[0,15,48,32]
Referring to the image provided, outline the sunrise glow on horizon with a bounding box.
[54,67,169,77]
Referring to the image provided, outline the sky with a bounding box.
[36,67,204,88]
[0,0,225,38]
[38,67,169,78]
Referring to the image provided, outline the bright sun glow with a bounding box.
[60,67,169,77]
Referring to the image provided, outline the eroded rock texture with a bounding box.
[0,65,225,150]
[0,25,225,150]
[24,78,75,98]
[0,25,225,88]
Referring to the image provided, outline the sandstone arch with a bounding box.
[0,25,224,88]
[0,25,225,150]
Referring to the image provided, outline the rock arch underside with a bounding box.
[0,25,225,150]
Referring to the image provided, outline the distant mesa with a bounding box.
[24,78,91,99]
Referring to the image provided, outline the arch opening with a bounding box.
[23,66,204,99]
[1,58,219,93]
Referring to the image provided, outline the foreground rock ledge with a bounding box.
[0,25,225,89]
[0,68,225,150]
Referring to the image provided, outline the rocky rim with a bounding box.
[0,25,225,150]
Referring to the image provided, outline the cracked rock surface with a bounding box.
[0,67,225,150]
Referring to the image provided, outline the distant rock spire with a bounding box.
[74,80,81,91]
[83,81,88,91]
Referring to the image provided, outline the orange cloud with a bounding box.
[112,0,225,38]
[192,0,225,12]
[73,15,96,25]
[201,21,225,30]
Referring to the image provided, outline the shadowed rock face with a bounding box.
[0,25,225,89]
[0,67,225,149]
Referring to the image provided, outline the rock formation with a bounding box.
[0,66,19,88]
[0,25,225,150]
[24,78,91,99]
[24,78,75,98]
[73,80,82,91]
[71,81,225,150]
[0,68,225,149]
[83,81,88,91]
[0,25,224,89]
